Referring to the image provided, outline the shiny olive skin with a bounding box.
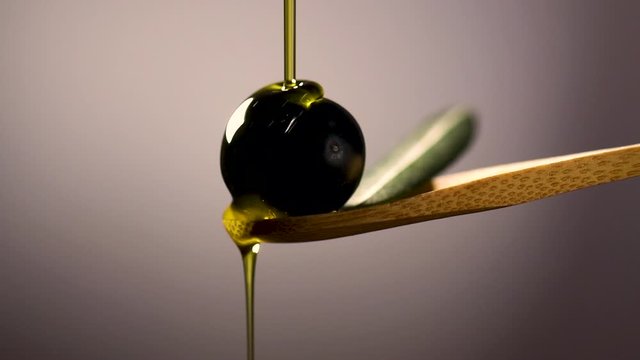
[221,80,365,215]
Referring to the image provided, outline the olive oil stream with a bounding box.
[284,0,296,88]
[229,3,297,360]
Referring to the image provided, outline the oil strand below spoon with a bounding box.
[223,197,285,360]
[239,244,258,360]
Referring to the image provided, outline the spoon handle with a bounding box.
[244,143,640,243]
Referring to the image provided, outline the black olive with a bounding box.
[220,80,365,215]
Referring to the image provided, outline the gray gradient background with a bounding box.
[1,1,639,359]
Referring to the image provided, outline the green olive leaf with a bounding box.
[345,106,475,207]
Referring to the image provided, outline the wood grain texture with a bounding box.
[223,144,640,243]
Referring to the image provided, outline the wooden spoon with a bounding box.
[224,143,640,243]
